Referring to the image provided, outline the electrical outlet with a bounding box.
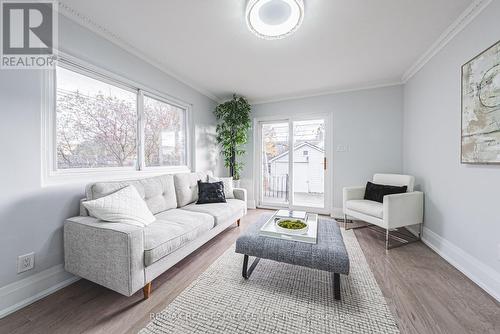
[17,252,35,273]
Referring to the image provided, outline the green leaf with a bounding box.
[214,95,252,179]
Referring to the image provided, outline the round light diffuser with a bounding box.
[246,0,304,40]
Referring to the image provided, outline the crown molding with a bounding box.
[57,1,491,105]
[249,81,402,105]
[57,1,221,102]
[402,0,492,83]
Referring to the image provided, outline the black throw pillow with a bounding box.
[197,180,226,204]
[364,182,407,203]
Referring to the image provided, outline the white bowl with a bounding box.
[275,218,308,235]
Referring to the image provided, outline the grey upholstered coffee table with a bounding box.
[235,214,350,300]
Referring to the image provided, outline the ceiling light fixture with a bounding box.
[246,0,304,40]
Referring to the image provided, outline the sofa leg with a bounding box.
[143,282,152,299]
[237,219,240,227]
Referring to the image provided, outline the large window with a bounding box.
[144,95,186,167]
[51,61,189,176]
[56,67,138,169]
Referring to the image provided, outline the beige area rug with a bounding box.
[140,225,399,333]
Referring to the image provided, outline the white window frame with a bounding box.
[253,113,333,216]
[42,53,192,186]
[140,90,191,171]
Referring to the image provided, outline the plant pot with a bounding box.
[233,179,241,188]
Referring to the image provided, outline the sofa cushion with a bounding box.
[346,200,383,219]
[86,174,177,215]
[364,181,407,203]
[208,176,234,199]
[82,185,155,227]
[154,208,214,228]
[182,199,246,225]
[143,212,215,266]
[173,172,209,207]
[197,180,226,204]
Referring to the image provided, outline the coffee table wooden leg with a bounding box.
[333,273,341,300]
[242,255,260,279]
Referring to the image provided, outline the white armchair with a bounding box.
[343,174,424,249]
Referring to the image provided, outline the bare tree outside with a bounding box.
[55,67,186,170]
[56,67,137,169]
[144,96,185,167]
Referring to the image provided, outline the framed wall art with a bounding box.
[461,40,500,164]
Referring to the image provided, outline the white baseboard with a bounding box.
[331,207,344,219]
[247,200,257,209]
[422,227,500,302]
[0,264,80,319]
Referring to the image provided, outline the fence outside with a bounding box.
[263,174,289,201]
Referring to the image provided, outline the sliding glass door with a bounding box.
[258,115,331,214]
[260,121,290,207]
[292,119,326,208]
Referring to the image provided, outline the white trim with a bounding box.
[249,81,402,105]
[137,90,145,170]
[402,0,493,83]
[42,55,193,186]
[421,227,500,302]
[42,167,191,187]
[57,51,194,108]
[141,91,192,169]
[331,207,344,219]
[247,199,257,209]
[57,1,221,102]
[254,113,333,215]
[253,117,287,210]
[0,265,79,319]
[56,0,491,105]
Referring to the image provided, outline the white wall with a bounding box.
[0,14,220,314]
[403,0,500,300]
[242,85,404,213]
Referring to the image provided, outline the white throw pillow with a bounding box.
[208,176,234,199]
[82,185,156,227]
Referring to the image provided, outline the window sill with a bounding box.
[41,166,191,187]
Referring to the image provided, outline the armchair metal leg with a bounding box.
[343,217,373,231]
[384,227,422,250]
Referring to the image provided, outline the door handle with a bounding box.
[324,157,327,170]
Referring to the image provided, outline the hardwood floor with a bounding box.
[354,227,500,334]
[0,209,498,334]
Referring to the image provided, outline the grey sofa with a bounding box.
[64,171,247,298]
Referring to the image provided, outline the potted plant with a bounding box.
[214,94,251,187]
